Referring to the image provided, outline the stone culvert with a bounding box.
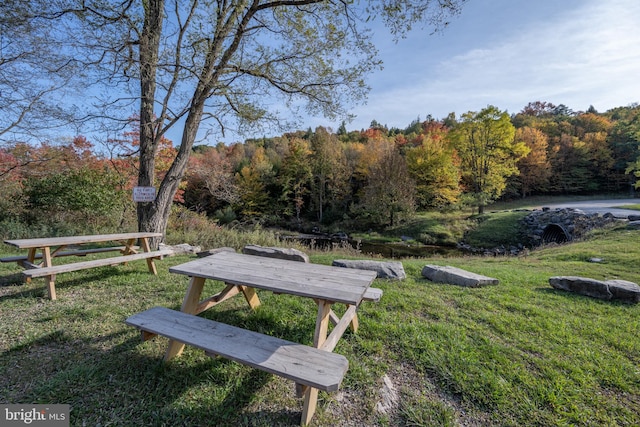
[519,208,623,247]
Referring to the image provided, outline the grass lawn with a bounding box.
[1,224,639,426]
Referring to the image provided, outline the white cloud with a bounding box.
[348,0,640,129]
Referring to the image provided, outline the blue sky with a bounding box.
[304,0,640,133]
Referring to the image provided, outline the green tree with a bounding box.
[279,137,312,223]
[24,167,127,233]
[449,106,528,213]
[606,105,640,193]
[548,134,593,193]
[234,165,268,219]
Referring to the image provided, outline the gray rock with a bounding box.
[628,214,640,221]
[332,259,406,280]
[627,220,640,230]
[160,242,201,255]
[549,276,611,300]
[421,265,499,287]
[242,244,309,263]
[604,279,640,303]
[196,247,236,258]
[549,276,640,303]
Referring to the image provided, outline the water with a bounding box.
[281,235,460,258]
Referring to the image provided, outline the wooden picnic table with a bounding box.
[3,232,171,300]
[127,251,379,425]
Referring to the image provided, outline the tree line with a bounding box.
[4,101,637,236]
[183,101,640,226]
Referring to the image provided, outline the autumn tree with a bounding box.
[448,106,528,213]
[354,148,416,226]
[5,0,465,248]
[185,147,239,214]
[512,127,551,197]
[405,124,460,208]
[309,127,349,223]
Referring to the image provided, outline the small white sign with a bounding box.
[133,186,156,202]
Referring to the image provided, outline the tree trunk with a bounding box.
[137,106,204,249]
[136,0,164,249]
[136,0,206,249]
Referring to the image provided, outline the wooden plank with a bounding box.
[170,252,376,305]
[320,305,358,352]
[177,252,376,289]
[196,284,241,314]
[0,246,139,263]
[362,287,383,302]
[22,249,173,278]
[4,232,163,249]
[126,307,348,391]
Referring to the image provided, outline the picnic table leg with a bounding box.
[299,300,333,425]
[348,305,359,332]
[122,238,137,255]
[23,248,37,282]
[164,276,206,361]
[42,247,57,301]
[140,238,159,275]
[238,285,261,309]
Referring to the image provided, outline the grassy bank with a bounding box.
[1,220,639,426]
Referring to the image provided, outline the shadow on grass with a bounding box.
[0,268,149,302]
[1,310,309,426]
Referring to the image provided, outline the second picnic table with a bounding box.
[2,232,172,300]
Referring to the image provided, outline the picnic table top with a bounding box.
[4,232,163,249]
[169,251,377,305]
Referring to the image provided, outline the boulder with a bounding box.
[242,244,309,263]
[627,220,640,230]
[196,247,236,258]
[549,276,640,303]
[549,276,611,300]
[605,279,640,303]
[332,259,406,280]
[160,242,201,255]
[421,265,499,287]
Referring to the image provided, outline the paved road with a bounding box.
[532,199,640,218]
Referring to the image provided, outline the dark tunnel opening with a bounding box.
[541,223,570,244]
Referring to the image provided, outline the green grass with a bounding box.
[618,204,640,211]
[352,211,476,246]
[1,226,640,426]
[463,211,531,248]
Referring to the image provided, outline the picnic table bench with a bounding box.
[3,232,172,300]
[126,251,382,426]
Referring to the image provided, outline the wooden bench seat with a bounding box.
[126,306,349,392]
[0,246,139,264]
[23,249,173,279]
[362,287,383,302]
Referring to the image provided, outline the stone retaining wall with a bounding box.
[519,208,622,246]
